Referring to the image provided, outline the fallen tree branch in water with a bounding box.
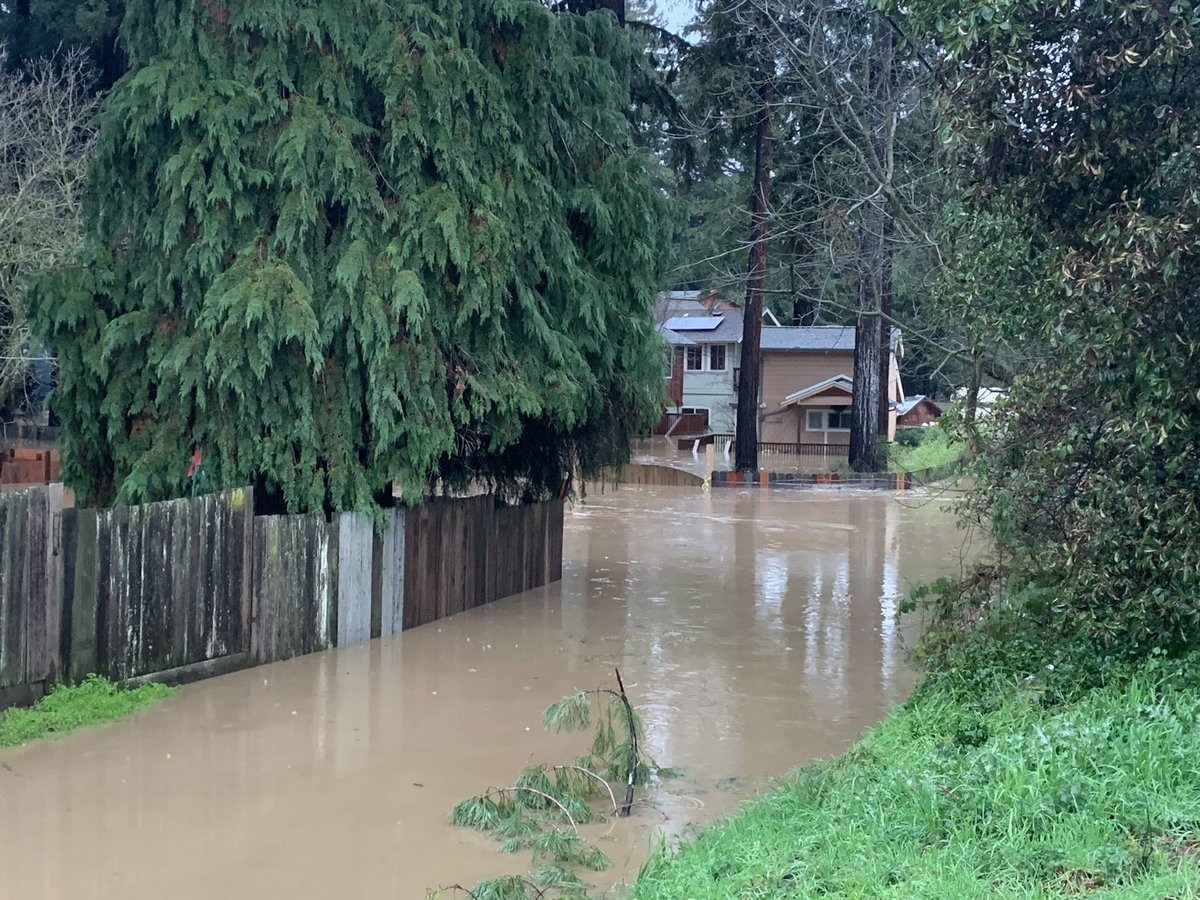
[552,764,617,814]
[481,786,579,833]
[613,668,638,818]
[448,672,673,896]
[432,877,553,899]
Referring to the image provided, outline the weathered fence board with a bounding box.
[336,513,373,648]
[72,489,253,682]
[589,463,705,489]
[0,486,64,693]
[378,509,405,637]
[403,496,565,630]
[252,514,335,664]
[67,509,99,682]
[1,487,563,708]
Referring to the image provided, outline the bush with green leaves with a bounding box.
[33,0,669,512]
[900,0,1200,663]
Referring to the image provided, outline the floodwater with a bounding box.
[0,485,972,898]
[632,435,842,476]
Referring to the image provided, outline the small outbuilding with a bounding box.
[896,395,942,427]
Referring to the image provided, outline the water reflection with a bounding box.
[0,486,966,898]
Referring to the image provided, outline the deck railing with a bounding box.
[709,434,849,457]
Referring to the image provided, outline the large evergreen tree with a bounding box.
[33,0,668,512]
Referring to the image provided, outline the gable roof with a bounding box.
[657,324,697,346]
[760,325,903,353]
[896,395,942,416]
[780,374,855,408]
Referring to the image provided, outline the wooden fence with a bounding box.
[587,463,705,489]
[0,485,64,706]
[710,434,850,457]
[0,486,564,708]
[402,496,565,629]
[70,488,253,683]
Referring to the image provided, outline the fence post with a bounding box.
[336,512,373,648]
[378,508,405,637]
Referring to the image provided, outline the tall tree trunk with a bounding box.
[849,14,894,473]
[735,81,773,472]
[790,255,816,325]
[877,215,895,436]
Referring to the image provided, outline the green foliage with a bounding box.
[450,678,671,897]
[33,0,670,512]
[544,686,656,785]
[898,0,1200,661]
[887,424,963,474]
[636,656,1200,898]
[0,674,173,747]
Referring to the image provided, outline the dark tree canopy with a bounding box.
[1,0,127,88]
[33,0,669,512]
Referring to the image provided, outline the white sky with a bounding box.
[659,0,697,34]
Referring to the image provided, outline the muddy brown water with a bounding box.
[0,485,972,898]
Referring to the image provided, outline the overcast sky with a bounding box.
[659,0,697,34]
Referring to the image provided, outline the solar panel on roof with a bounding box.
[664,315,724,331]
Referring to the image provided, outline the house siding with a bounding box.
[680,343,737,432]
[760,351,854,443]
[759,349,900,444]
[682,367,736,431]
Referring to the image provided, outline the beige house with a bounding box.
[758,326,903,447]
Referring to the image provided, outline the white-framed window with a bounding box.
[708,344,727,371]
[806,408,852,432]
[685,346,703,371]
[663,347,673,378]
[680,406,709,416]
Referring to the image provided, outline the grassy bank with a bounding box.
[636,660,1200,898]
[0,675,174,747]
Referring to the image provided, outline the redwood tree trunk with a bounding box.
[849,14,893,473]
[735,82,773,472]
[877,216,895,436]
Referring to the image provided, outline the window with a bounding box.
[680,406,709,415]
[663,347,673,378]
[708,344,727,371]
[685,346,703,371]
[806,408,853,432]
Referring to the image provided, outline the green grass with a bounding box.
[635,660,1200,898]
[889,426,964,473]
[0,674,174,747]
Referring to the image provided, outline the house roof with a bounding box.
[897,395,942,416]
[657,324,697,347]
[760,325,903,353]
[761,326,855,352]
[780,374,854,408]
[654,290,781,345]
